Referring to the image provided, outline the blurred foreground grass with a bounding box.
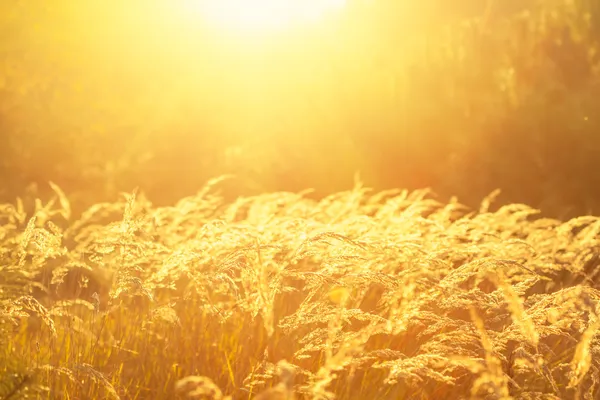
[1,178,600,399]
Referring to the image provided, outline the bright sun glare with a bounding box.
[184,0,347,35]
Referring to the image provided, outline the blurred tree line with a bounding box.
[0,0,599,219]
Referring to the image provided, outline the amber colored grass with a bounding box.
[1,177,600,399]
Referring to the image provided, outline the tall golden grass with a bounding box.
[1,177,599,399]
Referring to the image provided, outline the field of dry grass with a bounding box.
[1,177,600,399]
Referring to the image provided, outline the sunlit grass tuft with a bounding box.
[1,178,600,399]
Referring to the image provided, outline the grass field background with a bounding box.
[2,0,600,399]
[0,0,599,218]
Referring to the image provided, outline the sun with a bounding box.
[183,0,347,35]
